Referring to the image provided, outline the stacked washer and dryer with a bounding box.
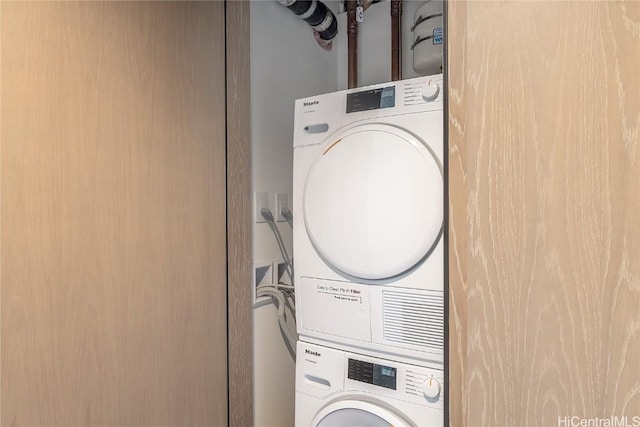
[292,74,445,427]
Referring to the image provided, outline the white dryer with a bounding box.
[296,341,443,427]
[293,75,444,364]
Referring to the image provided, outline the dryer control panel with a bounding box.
[293,74,443,149]
[346,86,396,113]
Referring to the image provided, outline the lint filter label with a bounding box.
[316,284,362,303]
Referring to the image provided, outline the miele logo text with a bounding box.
[303,100,319,107]
[305,349,321,357]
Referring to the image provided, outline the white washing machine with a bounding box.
[296,341,443,427]
[293,75,445,365]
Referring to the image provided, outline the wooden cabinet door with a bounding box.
[1,2,227,425]
[448,2,640,425]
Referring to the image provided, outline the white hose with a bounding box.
[256,286,298,359]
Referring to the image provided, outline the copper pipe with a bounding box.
[391,0,402,81]
[347,0,358,88]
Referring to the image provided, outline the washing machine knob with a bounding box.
[422,81,440,101]
[422,376,441,400]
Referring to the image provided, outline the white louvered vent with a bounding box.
[382,290,444,351]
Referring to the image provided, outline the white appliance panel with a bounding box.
[295,342,443,427]
[299,277,444,363]
[293,75,445,363]
[300,278,372,342]
[303,124,443,280]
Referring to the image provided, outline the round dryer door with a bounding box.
[304,123,443,280]
[313,400,413,427]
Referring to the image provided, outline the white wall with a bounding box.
[250,1,439,425]
[335,0,428,90]
[250,2,338,426]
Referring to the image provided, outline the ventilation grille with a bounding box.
[382,290,443,351]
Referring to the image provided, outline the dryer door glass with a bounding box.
[304,124,443,280]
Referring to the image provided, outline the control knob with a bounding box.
[422,376,441,400]
[422,81,440,102]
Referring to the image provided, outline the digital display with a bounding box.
[346,86,395,113]
[380,366,395,377]
[348,358,397,390]
[373,364,397,390]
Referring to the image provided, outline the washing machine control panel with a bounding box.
[297,341,444,411]
[343,353,444,407]
[347,358,397,390]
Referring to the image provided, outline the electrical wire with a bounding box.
[261,208,294,284]
[257,284,295,315]
[280,289,296,317]
[256,283,294,293]
[281,208,294,229]
[257,208,298,359]
[256,286,298,360]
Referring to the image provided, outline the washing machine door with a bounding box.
[312,399,414,427]
[304,123,443,280]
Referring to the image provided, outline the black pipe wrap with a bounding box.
[281,0,338,42]
[317,17,338,41]
[286,0,312,15]
[303,2,328,27]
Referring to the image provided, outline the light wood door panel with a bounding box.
[225,2,254,427]
[446,3,468,426]
[448,1,640,425]
[1,2,227,425]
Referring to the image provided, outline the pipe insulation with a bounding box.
[346,0,358,88]
[277,0,338,42]
[391,0,403,81]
